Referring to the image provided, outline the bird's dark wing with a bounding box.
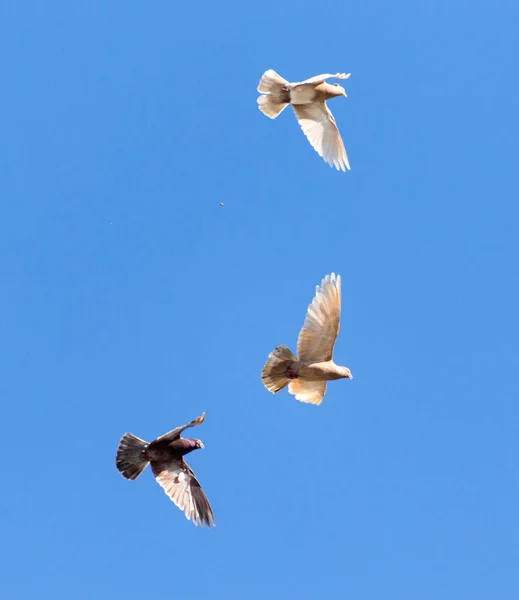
[151,457,215,527]
[153,412,206,444]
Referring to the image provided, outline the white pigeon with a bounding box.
[257,70,351,171]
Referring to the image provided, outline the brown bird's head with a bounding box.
[169,437,204,456]
[330,83,347,97]
[339,366,353,380]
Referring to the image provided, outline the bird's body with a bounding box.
[257,70,351,171]
[288,82,342,105]
[146,437,200,463]
[262,273,352,405]
[115,412,214,527]
[295,361,349,381]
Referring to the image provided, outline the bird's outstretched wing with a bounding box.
[153,412,206,444]
[288,380,327,406]
[297,273,342,362]
[297,72,350,86]
[292,104,350,171]
[151,458,215,527]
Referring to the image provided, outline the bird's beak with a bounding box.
[347,372,353,379]
[199,442,205,449]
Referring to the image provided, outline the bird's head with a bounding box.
[194,439,205,449]
[331,83,347,97]
[340,367,353,380]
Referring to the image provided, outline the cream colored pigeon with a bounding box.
[262,273,352,406]
[257,70,351,171]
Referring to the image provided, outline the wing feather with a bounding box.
[297,73,351,86]
[151,458,215,527]
[288,380,327,405]
[153,412,206,444]
[292,103,350,171]
[297,273,342,362]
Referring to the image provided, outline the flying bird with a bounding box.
[257,70,351,171]
[116,412,215,527]
[262,273,352,405]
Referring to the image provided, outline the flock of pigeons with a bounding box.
[116,69,353,527]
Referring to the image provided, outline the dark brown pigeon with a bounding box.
[115,412,215,527]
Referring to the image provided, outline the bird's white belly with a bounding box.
[289,85,316,105]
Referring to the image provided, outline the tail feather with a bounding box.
[257,69,289,93]
[257,95,289,119]
[257,69,290,119]
[116,433,149,480]
[261,344,299,393]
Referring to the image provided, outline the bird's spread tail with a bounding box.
[116,433,150,480]
[257,69,290,119]
[262,344,299,393]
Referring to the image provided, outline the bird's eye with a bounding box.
[333,83,339,86]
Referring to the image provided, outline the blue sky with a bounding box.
[2,1,519,598]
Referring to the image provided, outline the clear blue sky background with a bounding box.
[2,1,518,598]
